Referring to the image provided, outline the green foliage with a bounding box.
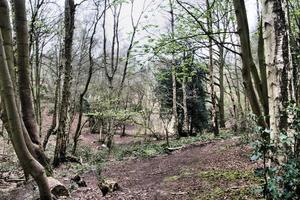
[197,170,259,182]
[251,105,300,199]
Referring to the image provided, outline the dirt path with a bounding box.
[70,137,260,200]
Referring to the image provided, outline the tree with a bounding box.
[206,0,219,136]
[169,0,179,137]
[72,3,102,155]
[0,0,51,199]
[233,0,268,128]
[13,0,40,145]
[262,0,293,141]
[53,0,75,167]
[11,0,52,175]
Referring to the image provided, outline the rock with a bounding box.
[154,190,169,200]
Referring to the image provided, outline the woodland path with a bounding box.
[70,137,260,200]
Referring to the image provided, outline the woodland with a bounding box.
[0,0,300,199]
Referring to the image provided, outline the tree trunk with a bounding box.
[219,46,225,128]
[6,0,52,175]
[169,0,179,137]
[43,64,62,150]
[0,29,51,200]
[182,75,189,134]
[233,0,267,128]
[262,0,292,141]
[257,11,269,125]
[72,13,99,155]
[13,0,40,145]
[207,0,219,136]
[53,0,75,167]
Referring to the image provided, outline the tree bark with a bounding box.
[262,0,292,141]
[53,0,75,167]
[207,0,219,136]
[218,46,225,128]
[169,0,179,137]
[233,0,267,128]
[0,29,51,200]
[182,75,189,133]
[13,0,40,145]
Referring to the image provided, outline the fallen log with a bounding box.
[47,177,69,197]
[165,146,184,154]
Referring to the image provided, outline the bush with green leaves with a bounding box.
[251,105,300,200]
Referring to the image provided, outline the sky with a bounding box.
[66,0,259,53]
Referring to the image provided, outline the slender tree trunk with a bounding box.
[53,0,75,167]
[43,64,62,150]
[225,73,238,131]
[256,1,270,127]
[72,13,100,155]
[219,46,225,128]
[169,0,179,137]
[182,75,189,134]
[207,0,219,136]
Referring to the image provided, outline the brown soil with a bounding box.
[0,108,261,200]
[68,138,260,200]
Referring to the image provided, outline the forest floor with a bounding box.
[66,136,263,200]
[0,110,263,200]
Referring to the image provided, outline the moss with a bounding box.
[197,170,258,182]
[195,186,257,200]
[192,169,262,200]
[164,168,193,182]
[164,175,181,182]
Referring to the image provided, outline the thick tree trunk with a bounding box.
[262,0,292,141]
[0,30,51,200]
[53,0,75,167]
[13,0,40,145]
[233,0,267,128]
[3,0,51,175]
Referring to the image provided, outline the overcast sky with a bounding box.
[73,0,258,38]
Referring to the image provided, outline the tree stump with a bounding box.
[97,179,119,196]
